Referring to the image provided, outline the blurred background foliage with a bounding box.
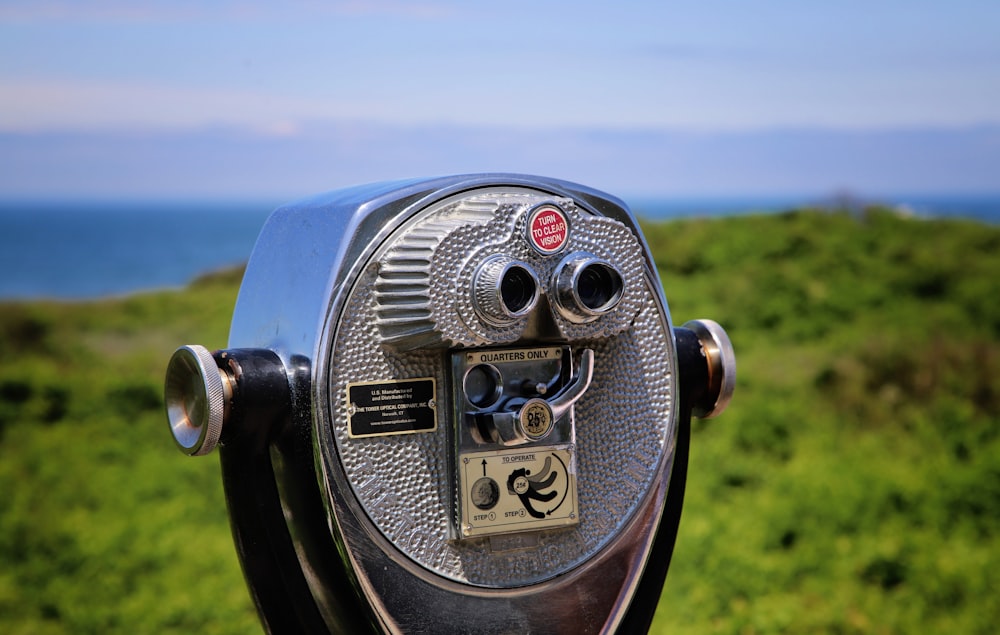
[1,210,998,634]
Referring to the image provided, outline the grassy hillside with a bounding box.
[643,209,1000,634]
[0,268,257,635]
[1,209,998,634]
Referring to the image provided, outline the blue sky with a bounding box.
[1,0,998,199]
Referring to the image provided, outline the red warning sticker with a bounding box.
[526,205,569,254]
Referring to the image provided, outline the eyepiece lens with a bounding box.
[552,253,626,323]
[472,256,539,325]
[577,263,623,311]
[500,266,536,314]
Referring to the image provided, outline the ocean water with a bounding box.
[1,195,998,300]
[0,201,274,300]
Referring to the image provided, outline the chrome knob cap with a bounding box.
[683,319,736,418]
[164,344,230,456]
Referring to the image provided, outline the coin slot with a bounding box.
[463,363,503,408]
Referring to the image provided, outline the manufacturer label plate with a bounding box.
[347,378,437,438]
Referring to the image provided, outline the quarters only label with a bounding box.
[347,378,437,438]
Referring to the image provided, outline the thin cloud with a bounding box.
[0,0,459,22]
[327,1,458,19]
[0,78,349,133]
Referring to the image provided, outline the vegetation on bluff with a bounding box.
[0,209,997,634]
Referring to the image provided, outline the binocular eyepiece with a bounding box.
[552,252,625,321]
[164,174,734,634]
[473,256,540,325]
[472,251,625,328]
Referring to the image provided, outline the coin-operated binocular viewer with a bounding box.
[164,175,734,634]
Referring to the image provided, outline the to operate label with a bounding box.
[459,446,578,538]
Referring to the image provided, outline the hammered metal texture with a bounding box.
[374,201,498,349]
[374,194,648,349]
[329,192,675,587]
